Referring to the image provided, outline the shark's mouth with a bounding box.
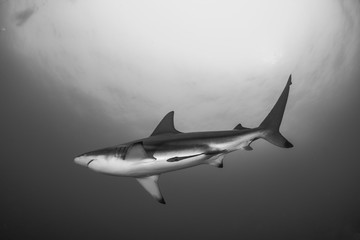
[87,159,95,167]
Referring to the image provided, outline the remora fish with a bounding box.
[74,75,294,204]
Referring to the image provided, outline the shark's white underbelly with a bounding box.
[121,154,213,177]
[90,154,214,178]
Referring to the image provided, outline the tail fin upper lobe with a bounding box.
[259,75,293,148]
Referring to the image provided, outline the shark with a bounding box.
[74,75,294,204]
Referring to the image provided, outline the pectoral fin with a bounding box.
[136,175,165,204]
[125,142,155,161]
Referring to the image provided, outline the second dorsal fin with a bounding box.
[151,111,181,136]
[234,123,248,130]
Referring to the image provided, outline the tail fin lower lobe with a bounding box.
[259,75,293,148]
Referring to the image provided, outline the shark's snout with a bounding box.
[74,154,94,167]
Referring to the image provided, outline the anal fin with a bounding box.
[136,175,165,204]
[208,155,225,168]
[242,145,253,151]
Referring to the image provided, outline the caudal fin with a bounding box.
[259,75,293,148]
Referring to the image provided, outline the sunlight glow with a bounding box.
[76,0,312,72]
[3,0,358,130]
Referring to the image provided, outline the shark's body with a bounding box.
[75,75,294,204]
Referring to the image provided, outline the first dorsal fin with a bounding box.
[151,111,181,136]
